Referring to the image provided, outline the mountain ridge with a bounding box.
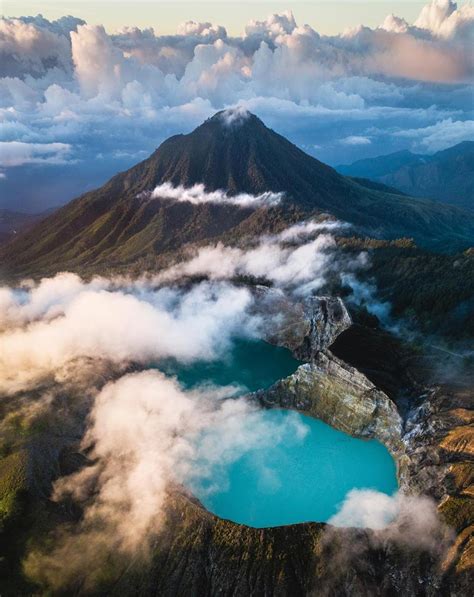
[337,141,474,210]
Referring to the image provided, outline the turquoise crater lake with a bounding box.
[191,410,398,528]
[157,339,398,528]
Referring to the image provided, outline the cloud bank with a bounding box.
[0,220,360,391]
[0,279,257,394]
[0,1,473,209]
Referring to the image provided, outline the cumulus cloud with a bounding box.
[379,14,410,34]
[245,11,298,41]
[0,17,73,78]
[394,117,474,152]
[415,0,474,39]
[0,141,72,166]
[147,181,283,207]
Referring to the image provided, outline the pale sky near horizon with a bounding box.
[3,1,429,35]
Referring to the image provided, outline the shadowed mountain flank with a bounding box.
[338,142,474,211]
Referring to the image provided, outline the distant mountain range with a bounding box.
[337,141,474,211]
[2,111,474,277]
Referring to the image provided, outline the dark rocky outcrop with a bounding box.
[252,286,351,360]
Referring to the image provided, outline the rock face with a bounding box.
[292,297,352,360]
[103,492,448,597]
[254,351,405,466]
[253,286,352,359]
[253,289,406,470]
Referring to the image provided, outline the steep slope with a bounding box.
[2,111,474,277]
[338,142,474,210]
[0,209,50,245]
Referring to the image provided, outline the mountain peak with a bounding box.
[210,107,255,126]
[195,108,266,136]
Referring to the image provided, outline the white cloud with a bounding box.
[219,105,251,126]
[0,17,72,77]
[414,0,474,39]
[70,23,164,100]
[328,488,453,553]
[177,21,227,39]
[270,219,350,242]
[0,219,366,392]
[379,14,410,34]
[245,11,298,41]
[329,488,399,529]
[394,117,474,152]
[148,182,283,207]
[0,141,72,166]
[0,280,256,393]
[415,0,457,32]
[157,227,344,294]
[340,135,371,146]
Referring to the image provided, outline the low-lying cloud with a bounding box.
[326,488,454,558]
[24,369,308,589]
[0,219,370,394]
[157,219,362,296]
[0,280,256,394]
[148,182,284,207]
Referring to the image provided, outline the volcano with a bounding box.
[2,109,474,276]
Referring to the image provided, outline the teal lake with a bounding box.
[191,410,398,527]
[157,339,398,528]
[157,338,301,393]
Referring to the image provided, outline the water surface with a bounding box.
[158,338,300,393]
[158,338,398,527]
[191,410,398,527]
